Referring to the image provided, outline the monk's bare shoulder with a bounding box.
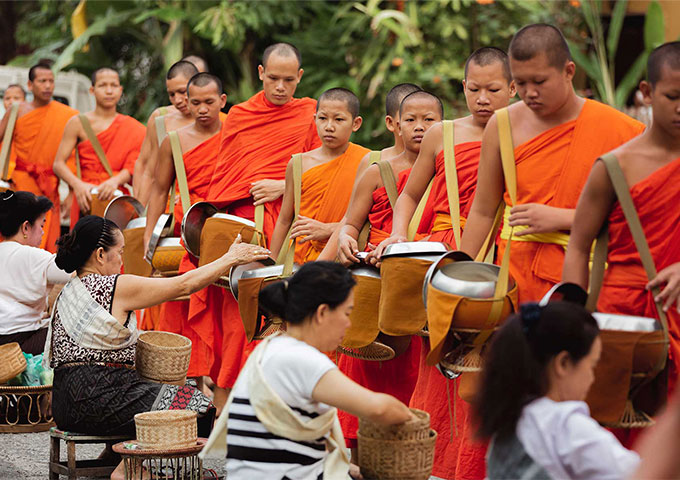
[361,162,382,190]
[16,101,35,118]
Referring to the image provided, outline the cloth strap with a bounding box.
[356,151,382,250]
[0,103,19,180]
[442,120,461,247]
[168,131,192,214]
[76,114,114,180]
[377,160,398,208]
[276,154,302,277]
[154,109,177,216]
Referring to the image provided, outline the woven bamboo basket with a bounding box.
[358,408,436,480]
[134,410,197,449]
[136,332,191,386]
[0,343,27,385]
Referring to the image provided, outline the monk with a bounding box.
[334,91,442,463]
[269,87,369,263]
[0,63,78,251]
[188,43,321,412]
[182,55,209,73]
[3,84,25,111]
[53,67,145,226]
[132,60,199,205]
[563,42,680,394]
[460,24,645,304]
[144,73,227,384]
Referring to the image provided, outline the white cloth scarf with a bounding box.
[43,275,138,366]
[201,333,350,479]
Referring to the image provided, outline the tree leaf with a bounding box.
[567,40,601,81]
[615,52,648,108]
[606,0,627,65]
[644,1,664,50]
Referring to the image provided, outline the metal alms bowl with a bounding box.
[146,213,174,263]
[181,202,218,258]
[381,241,448,261]
[431,261,503,299]
[349,252,380,279]
[228,258,284,300]
[104,195,144,230]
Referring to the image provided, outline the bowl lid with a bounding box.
[382,241,448,258]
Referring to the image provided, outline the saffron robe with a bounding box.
[497,99,644,303]
[11,101,78,251]
[157,133,220,378]
[189,91,320,388]
[429,142,481,248]
[294,142,369,264]
[70,114,145,225]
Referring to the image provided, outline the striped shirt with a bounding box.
[226,335,338,479]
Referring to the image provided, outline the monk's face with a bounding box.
[314,99,362,149]
[187,83,227,128]
[3,86,25,110]
[28,68,54,103]
[166,75,190,116]
[641,64,680,138]
[258,54,303,106]
[90,70,122,109]
[463,62,515,126]
[510,52,575,116]
[397,98,441,153]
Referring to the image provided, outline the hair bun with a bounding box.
[55,230,89,273]
[259,281,288,319]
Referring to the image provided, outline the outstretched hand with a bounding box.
[225,234,271,266]
[647,262,680,313]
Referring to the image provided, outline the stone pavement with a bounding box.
[0,431,225,478]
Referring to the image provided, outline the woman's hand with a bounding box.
[647,262,680,313]
[224,234,271,266]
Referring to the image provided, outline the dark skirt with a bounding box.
[52,365,214,437]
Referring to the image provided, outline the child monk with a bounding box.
[269,87,369,262]
[460,24,645,303]
[334,90,443,464]
[3,84,25,111]
[52,68,145,226]
[563,42,680,392]
[143,73,227,386]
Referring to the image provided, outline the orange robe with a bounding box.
[69,114,145,226]
[429,142,481,248]
[155,133,220,377]
[497,99,644,303]
[11,101,78,251]
[189,91,321,388]
[598,157,680,395]
[294,143,369,263]
[338,168,430,448]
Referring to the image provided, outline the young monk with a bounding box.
[144,73,227,384]
[132,60,199,205]
[3,84,25,111]
[563,42,680,393]
[269,88,369,263]
[460,24,645,303]
[334,90,443,461]
[188,43,321,412]
[182,55,209,73]
[0,63,78,252]
[53,67,145,226]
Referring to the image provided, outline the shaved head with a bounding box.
[318,87,360,118]
[262,43,302,69]
[182,55,208,73]
[167,60,199,80]
[386,83,422,118]
[399,90,444,118]
[28,63,52,82]
[90,67,118,85]
[647,41,680,87]
[187,73,223,96]
[465,47,511,83]
[509,24,572,70]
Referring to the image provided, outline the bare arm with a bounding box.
[313,368,412,425]
[268,160,296,258]
[134,110,162,205]
[53,117,94,212]
[143,137,175,256]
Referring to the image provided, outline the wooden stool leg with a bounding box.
[49,436,60,480]
[67,440,76,480]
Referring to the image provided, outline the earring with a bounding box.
[23,234,27,239]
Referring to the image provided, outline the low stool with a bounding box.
[48,427,128,479]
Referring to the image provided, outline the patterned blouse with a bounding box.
[51,274,135,368]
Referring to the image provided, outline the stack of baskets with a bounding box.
[134,410,197,450]
[0,343,27,385]
[358,408,436,480]
[136,332,191,386]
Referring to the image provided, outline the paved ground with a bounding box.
[0,431,225,478]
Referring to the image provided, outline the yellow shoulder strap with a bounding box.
[442,119,461,247]
[0,103,19,180]
[278,154,303,276]
[377,160,398,208]
[79,113,114,178]
[357,151,382,251]
[168,131,191,214]
[155,114,168,147]
[407,179,433,241]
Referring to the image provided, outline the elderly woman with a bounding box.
[0,190,71,354]
[203,261,413,479]
[47,215,270,440]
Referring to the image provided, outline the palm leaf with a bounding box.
[606,0,628,66]
[615,52,648,108]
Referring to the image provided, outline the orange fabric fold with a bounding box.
[11,101,78,252]
[496,99,644,302]
[295,142,369,263]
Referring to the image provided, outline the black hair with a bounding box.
[166,60,199,81]
[259,262,356,325]
[0,190,53,237]
[317,87,360,118]
[398,90,444,118]
[465,47,512,83]
[262,43,302,69]
[90,67,119,86]
[182,55,209,73]
[28,63,52,82]
[5,84,26,98]
[187,73,223,96]
[647,41,680,87]
[475,301,599,440]
[55,215,121,273]
[385,83,422,118]
[509,24,572,70]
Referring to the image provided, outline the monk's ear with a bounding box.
[297,68,304,82]
[219,93,227,109]
[352,115,363,132]
[385,115,397,134]
[89,85,95,95]
[462,79,467,92]
[639,81,653,105]
[508,80,517,98]
[257,64,265,82]
[564,60,576,82]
